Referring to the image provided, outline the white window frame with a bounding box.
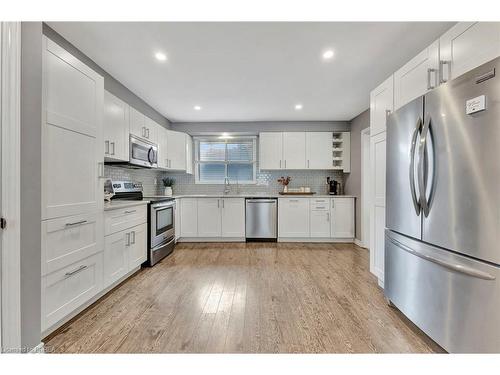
[194,136,257,184]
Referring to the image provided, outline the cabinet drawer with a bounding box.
[42,212,103,276]
[42,252,103,331]
[310,198,330,211]
[104,204,147,236]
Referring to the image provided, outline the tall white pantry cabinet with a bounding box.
[41,36,105,332]
[369,21,500,287]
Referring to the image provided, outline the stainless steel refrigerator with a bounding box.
[385,57,500,353]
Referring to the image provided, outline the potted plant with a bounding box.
[277,176,291,193]
[162,177,175,196]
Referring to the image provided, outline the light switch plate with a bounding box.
[466,95,486,115]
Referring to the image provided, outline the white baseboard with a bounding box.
[178,237,245,243]
[278,238,354,243]
[354,238,368,248]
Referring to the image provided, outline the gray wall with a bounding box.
[344,109,370,242]
[42,23,171,129]
[171,121,349,135]
[20,22,42,350]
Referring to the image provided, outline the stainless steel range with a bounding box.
[105,180,176,266]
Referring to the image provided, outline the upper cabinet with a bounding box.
[185,134,193,175]
[259,131,345,171]
[283,132,306,169]
[259,132,283,169]
[103,91,129,162]
[370,75,394,136]
[305,132,333,170]
[394,40,439,110]
[158,128,187,171]
[129,107,157,144]
[440,22,500,82]
[42,37,104,220]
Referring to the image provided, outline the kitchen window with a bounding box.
[194,136,257,184]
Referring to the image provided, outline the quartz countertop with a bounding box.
[155,194,356,199]
[104,200,150,211]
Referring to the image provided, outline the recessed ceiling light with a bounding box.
[194,105,202,111]
[295,104,303,110]
[154,52,167,62]
[322,49,334,60]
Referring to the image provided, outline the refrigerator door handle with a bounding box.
[418,115,434,217]
[388,236,496,280]
[409,117,422,215]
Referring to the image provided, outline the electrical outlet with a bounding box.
[153,178,158,185]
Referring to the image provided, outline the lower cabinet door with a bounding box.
[103,230,129,289]
[42,252,103,331]
[221,198,245,237]
[310,210,331,237]
[129,223,147,269]
[197,198,222,237]
[278,198,310,237]
[180,198,198,237]
[331,198,355,238]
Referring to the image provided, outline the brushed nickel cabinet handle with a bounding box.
[105,140,109,155]
[124,209,137,214]
[65,220,87,227]
[111,142,115,155]
[126,232,131,246]
[65,265,87,278]
[131,231,136,244]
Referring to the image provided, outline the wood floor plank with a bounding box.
[44,242,444,353]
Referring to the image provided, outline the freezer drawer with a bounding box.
[384,229,500,353]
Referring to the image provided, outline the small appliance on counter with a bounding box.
[105,180,176,267]
[326,177,342,195]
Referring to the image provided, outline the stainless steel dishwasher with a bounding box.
[245,198,278,241]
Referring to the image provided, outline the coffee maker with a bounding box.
[326,177,342,195]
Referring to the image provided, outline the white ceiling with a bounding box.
[48,22,454,122]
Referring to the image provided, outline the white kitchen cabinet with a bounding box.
[104,204,147,236]
[278,198,310,238]
[42,36,104,220]
[166,130,187,170]
[129,107,146,140]
[394,40,439,110]
[310,198,331,238]
[103,230,129,289]
[259,132,283,170]
[440,22,500,82]
[180,198,198,237]
[331,198,355,238]
[197,198,222,237]
[306,132,333,170]
[221,198,245,238]
[185,134,193,174]
[41,252,103,331]
[129,107,157,143]
[370,75,394,137]
[103,222,147,289]
[144,116,158,145]
[128,223,147,269]
[103,90,129,162]
[157,124,168,169]
[42,212,103,276]
[283,132,306,169]
[175,198,181,240]
[370,132,387,284]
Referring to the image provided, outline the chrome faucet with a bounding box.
[223,177,231,194]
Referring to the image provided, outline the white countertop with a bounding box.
[103,200,150,211]
[163,194,356,199]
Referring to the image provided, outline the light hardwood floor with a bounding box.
[44,242,444,353]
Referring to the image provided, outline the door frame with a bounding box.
[360,127,371,249]
[1,22,22,352]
